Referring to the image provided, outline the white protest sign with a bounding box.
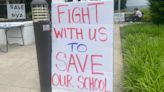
[7,4,26,19]
[51,1,113,92]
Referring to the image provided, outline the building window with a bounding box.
[0,0,27,19]
[9,0,25,4]
[0,0,7,18]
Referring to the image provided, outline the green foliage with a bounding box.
[148,0,164,24]
[121,24,164,92]
[141,9,152,22]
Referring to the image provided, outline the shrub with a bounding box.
[121,24,164,92]
[141,9,152,22]
[149,0,164,24]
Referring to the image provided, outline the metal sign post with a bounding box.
[31,0,51,92]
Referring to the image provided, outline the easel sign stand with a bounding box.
[51,0,114,92]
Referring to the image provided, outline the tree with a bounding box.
[149,0,164,24]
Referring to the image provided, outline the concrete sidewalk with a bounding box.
[0,25,123,92]
[113,25,123,92]
[0,45,40,92]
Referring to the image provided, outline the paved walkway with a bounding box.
[113,25,123,92]
[0,25,123,92]
[0,45,40,92]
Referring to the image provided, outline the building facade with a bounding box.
[0,0,76,20]
[0,0,145,20]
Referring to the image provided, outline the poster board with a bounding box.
[51,1,113,92]
[7,4,26,19]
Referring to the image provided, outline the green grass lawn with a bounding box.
[121,24,164,92]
